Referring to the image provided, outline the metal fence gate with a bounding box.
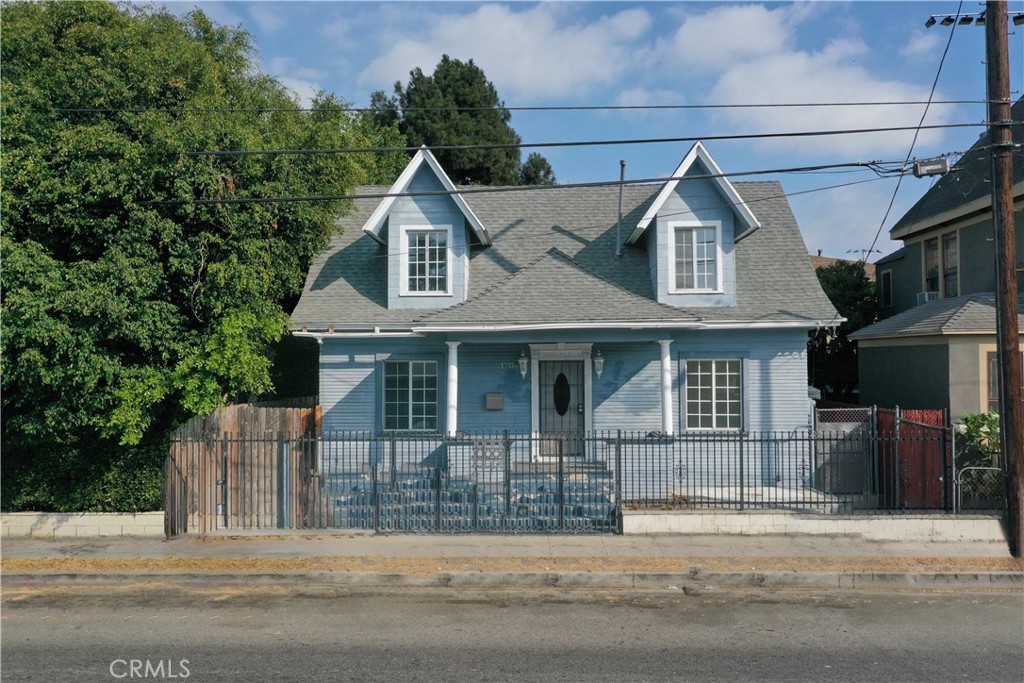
[166,431,618,536]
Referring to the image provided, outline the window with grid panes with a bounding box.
[686,359,742,430]
[674,225,718,291]
[384,361,438,431]
[406,229,448,293]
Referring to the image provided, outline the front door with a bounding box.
[539,360,585,457]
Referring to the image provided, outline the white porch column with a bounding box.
[658,339,674,436]
[445,341,460,437]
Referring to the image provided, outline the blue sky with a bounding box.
[160,1,1024,260]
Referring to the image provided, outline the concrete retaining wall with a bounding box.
[2,512,165,538]
[623,510,1007,542]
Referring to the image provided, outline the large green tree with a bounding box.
[374,55,556,186]
[808,261,879,402]
[0,1,405,511]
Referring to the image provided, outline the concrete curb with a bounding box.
[3,570,1021,591]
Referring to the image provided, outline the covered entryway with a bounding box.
[539,360,585,457]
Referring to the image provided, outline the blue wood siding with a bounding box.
[320,338,448,434]
[653,162,737,308]
[593,343,662,432]
[386,167,470,310]
[675,329,810,432]
[456,344,531,432]
[318,330,810,435]
[320,352,376,433]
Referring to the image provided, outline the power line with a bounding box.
[138,159,906,207]
[30,99,992,115]
[180,122,1004,158]
[862,0,963,262]
[368,175,894,261]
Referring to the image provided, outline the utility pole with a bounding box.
[985,1,1023,559]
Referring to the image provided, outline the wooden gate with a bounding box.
[164,401,320,537]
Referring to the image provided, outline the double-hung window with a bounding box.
[942,233,959,298]
[685,359,742,430]
[923,231,958,298]
[402,226,450,295]
[671,222,721,292]
[384,360,438,431]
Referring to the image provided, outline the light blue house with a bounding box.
[291,143,836,456]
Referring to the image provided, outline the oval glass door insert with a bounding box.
[553,373,571,416]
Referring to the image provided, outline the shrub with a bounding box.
[955,411,1001,469]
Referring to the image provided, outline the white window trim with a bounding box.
[667,220,724,294]
[879,269,893,308]
[528,343,594,461]
[918,228,959,299]
[681,357,744,432]
[399,224,453,297]
[382,359,440,432]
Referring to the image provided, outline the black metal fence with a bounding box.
[166,425,974,536]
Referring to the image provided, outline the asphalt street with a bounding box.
[2,586,1022,682]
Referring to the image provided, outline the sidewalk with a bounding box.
[3,532,1021,592]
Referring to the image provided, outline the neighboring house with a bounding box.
[852,98,1024,422]
[810,251,876,281]
[290,143,837,449]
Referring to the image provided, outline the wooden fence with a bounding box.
[164,401,320,537]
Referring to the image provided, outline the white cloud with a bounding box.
[278,77,321,108]
[708,38,956,156]
[266,57,324,108]
[900,31,942,60]
[665,4,796,73]
[615,87,685,108]
[358,4,653,100]
[268,57,325,83]
[649,4,957,158]
[247,4,286,34]
[789,176,909,259]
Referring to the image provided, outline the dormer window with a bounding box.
[401,225,452,296]
[669,221,722,293]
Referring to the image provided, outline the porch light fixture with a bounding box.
[518,350,529,379]
[593,350,605,378]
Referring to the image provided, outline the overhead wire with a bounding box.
[181,122,998,158]
[136,159,910,207]
[370,175,895,262]
[859,0,963,266]
[30,99,994,115]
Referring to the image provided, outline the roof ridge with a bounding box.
[941,292,996,331]
[413,248,697,322]
[412,251,554,322]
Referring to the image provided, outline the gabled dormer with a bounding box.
[362,147,490,310]
[625,142,760,308]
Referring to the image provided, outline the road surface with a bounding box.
[3,585,1022,682]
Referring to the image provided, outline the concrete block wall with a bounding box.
[2,512,165,538]
[622,510,1008,542]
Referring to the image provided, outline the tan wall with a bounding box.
[2,512,164,538]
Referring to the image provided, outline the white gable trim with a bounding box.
[361,146,491,246]
[625,141,759,245]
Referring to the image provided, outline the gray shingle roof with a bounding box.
[290,180,838,330]
[890,98,1024,238]
[849,292,1024,340]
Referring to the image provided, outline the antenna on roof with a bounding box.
[616,160,625,258]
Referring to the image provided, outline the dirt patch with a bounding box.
[3,555,1022,576]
